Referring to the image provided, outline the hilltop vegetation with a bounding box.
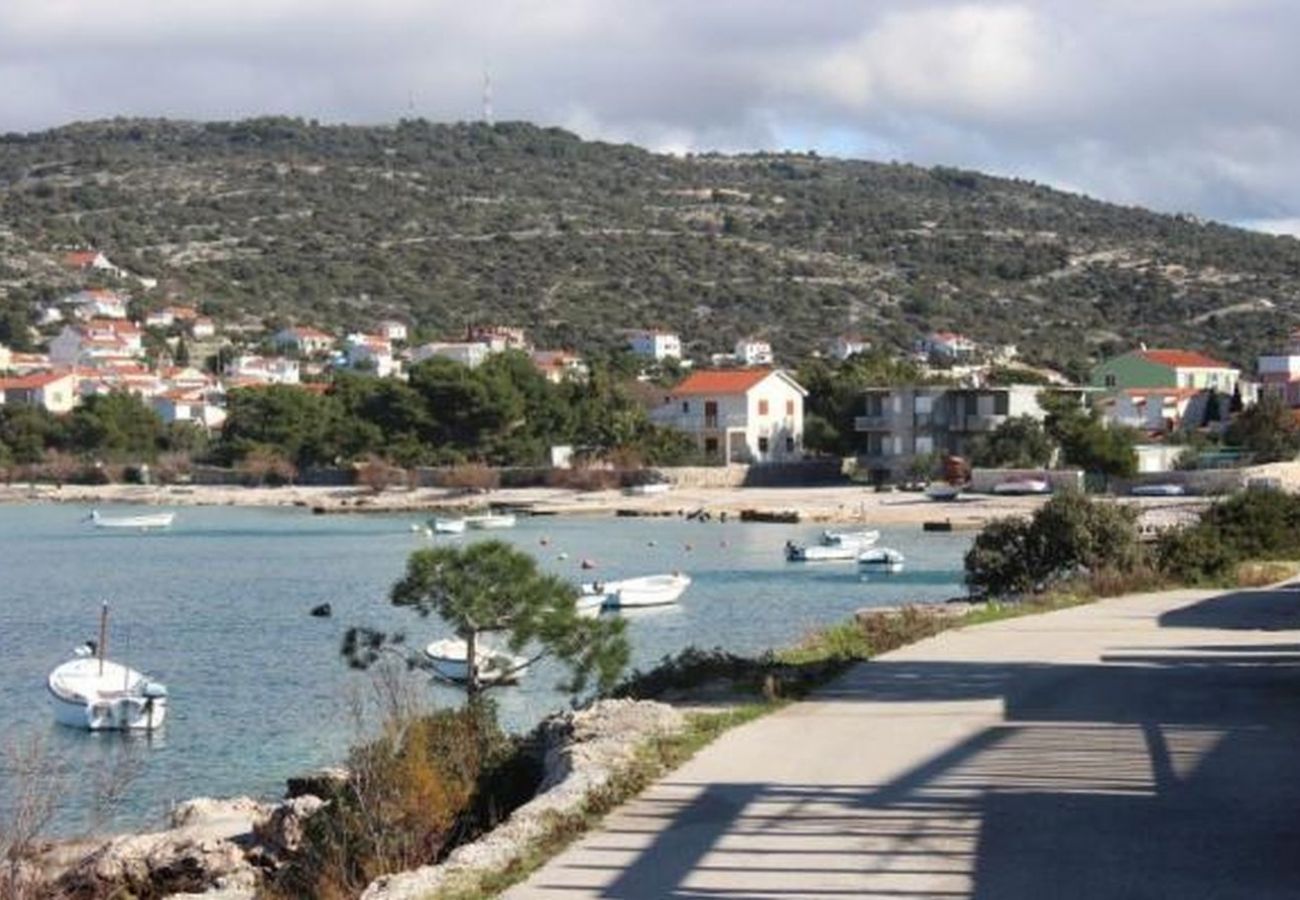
[2,117,1300,373]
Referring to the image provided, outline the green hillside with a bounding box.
[2,117,1298,375]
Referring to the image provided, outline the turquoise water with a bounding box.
[0,504,970,833]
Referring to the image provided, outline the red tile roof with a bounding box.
[63,251,101,268]
[1137,349,1233,370]
[0,372,73,390]
[673,369,775,395]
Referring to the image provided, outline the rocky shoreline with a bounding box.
[18,700,686,900]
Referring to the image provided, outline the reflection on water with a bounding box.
[0,503,969,832]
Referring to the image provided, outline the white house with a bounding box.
[65,289,129,321]
[828,335,871,362]
[153,390,227,429]
[531,350,588,384]
[225,355,301,385]
[0,343,10,372]
[0,371,79,414]
[343,333,396,378]
[189,317,216,339]
[377,320,409,343]
[273,326,336,356]
[49,320,144,367]
[652,368,806,464]
[468,325,529,353]
[410,341,493,369]
[628,330,682,361]
[917,331,978,360]
[734,338,774,367]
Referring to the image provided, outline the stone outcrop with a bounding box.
[362,699,685,900]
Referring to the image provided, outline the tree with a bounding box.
[1225,392,1300,463]
[1039,391,1137,478]
[174,336,190,367]
[344,541,629,701]
[68,392,164,461]
[970,416,1055,468]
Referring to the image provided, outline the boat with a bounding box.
[1131,483,1187,497]
[991,478,1052,496]
[786,541,860,562]
[858,547,906,573]
[48,604,167,731]
[464,513,518,530]
[926,483,964,502]
[625,481,672,496]
[430,517,467,534]
[820,529,880,547]
[87,510,175,530]
[582,573,691,609]
[423,639,529,685]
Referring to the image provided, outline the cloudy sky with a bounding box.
[3,0,1297,233]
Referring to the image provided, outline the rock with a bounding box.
[361,699,684,900]
[169,796,268,835]
[253,795,326,857]
[286,766,350,801]
[59,831,258,898]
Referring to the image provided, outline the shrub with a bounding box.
[1196,487,1300,559]
[544,467,622,492]
[1156,524,1240,584]
[356,455,406,494]
[965,517,1039,596]
[439,463,501,492]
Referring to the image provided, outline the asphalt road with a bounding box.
[505,583,1300,899]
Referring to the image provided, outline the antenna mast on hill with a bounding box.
[483,68,494,126]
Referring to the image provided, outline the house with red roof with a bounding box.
[49,320,145,368]
[651,368,806,464]
[1091,348,1241,394]
[64,288,129,321]
[272,326,336,356]
[916,330,978,361]
[0,371,78,414]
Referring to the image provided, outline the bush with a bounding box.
[1156,524,1240,584]
[439,463,501,492]
[1196,487,1300,559]
[965,491,1141,597]
[356,455,407,493]
[544,467,622,492]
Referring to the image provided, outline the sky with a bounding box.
[3,0,1298,234]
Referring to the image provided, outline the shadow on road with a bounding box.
[523,588,1300,899]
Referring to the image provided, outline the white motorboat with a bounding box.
[858,547,906,573]
[582,573,691,609]
[625,481,672,496]
[992,479,1052,496]
[87,510,175,530]
[786,542,859,562]
[1131,483,1187,497]
[423,639,529,685]
[48,604,167,731]
[464,513,518,530]
[926,483,964,502]
[430,517,467,534]
[820,529,880,548]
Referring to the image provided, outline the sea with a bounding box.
[0,503,971,834]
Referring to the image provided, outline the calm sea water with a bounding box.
[0,504,970,833]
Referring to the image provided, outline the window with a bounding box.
[681,401,690,413]
[915,395,933,414]
[993,392,1009,415]
[758,436,770,454]
[705,437,718,454]
[1104,374,1116,388]
[917,436,934,455]
[786,436,796,452]
[786,399,795,416]
[758,399,769,416]
[965,394,978,415]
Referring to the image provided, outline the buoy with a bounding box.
[647,540,657,547]
[684,543,693,552]
[557,552,569,561]
[310,603,332,618]
[540,537,550,546]
[580,558,596,570]
[409,523,420,533]
[720,540,728,548]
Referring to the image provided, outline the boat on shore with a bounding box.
[991,478,1052,496]
[87,510,175,531]
[926,483,964,502]
[1131,483,1187,497]
[582,573,691,609]
[48,604,167,731]
[430,517,467,534]
[464,513,518,530]
[859,547,906,573]
[625,480,672,496]
[423,639,529,685]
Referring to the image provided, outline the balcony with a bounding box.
[955,414,1008,432]
[651,410,748,431]
[854,414,893,431]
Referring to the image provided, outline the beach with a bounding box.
[0,480,1211,526]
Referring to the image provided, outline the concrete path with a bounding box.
[505,584,1300,899]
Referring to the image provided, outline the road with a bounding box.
[505,584,1300,899]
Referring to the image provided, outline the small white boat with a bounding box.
[992,479,1052,496]
[926,484,963,502]
[48,605,167,731]
[423,639,529,685]
[87,510,175,530]
[858,547,906,573]
[582,573,691,608]
[1131,483,1187,497]
[464,513,518,530]
[430,517,467,534]
[820,529,880,548]
[786,542,859,562]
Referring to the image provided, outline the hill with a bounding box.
[2,117,1298,376]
